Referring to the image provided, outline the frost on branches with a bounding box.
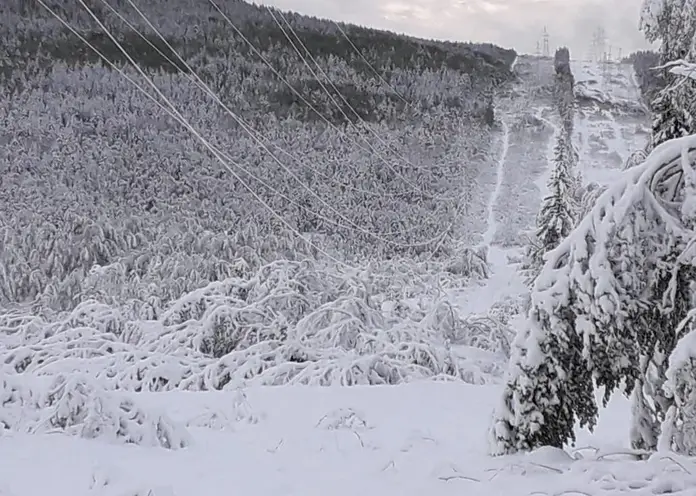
[661,306,696,454]
[640,0,696,147]
[0,259,512,392]
[1,372,190,449]
[489,135,696,455]
[520,50,579,287]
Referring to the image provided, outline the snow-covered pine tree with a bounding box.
[490,134,696,455]
[536,134,576,256]
[521,133,577,286]
[520,51,579,287]
[641,0,696,146]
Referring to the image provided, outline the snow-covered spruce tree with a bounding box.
[659,307,696,454]
[551,47,581,203]
[537,135,576,251]
[523,133,576,285]
[489,135,696,455]
[641,0,696,147]
[521,51,579,287]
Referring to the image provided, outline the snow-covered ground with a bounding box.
[453,55,556,325]
[572,60,651,187]
[4,384,696,496]
[2,57,675,496]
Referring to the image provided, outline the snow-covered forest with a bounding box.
[4,0,696,494]
[1,0,519,391]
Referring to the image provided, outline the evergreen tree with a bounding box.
[553,47,576,137]
[521,133,577,286]
[490,134,696,456]
[521,48,579,287]
[536,135,576,256]
[491,1,696,459]
[651,78,696,147]
[641,0,696,146]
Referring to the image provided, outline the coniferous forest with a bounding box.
[9,0,696,493]
[1,0,519,392]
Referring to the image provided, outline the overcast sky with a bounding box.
[258,0,655,59]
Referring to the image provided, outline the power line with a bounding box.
[267,6,453,178]
[103,0,437,243]
[329,20,411,107]
[209,0,458,200]
[41,0,454,258]
[39,0,349,267]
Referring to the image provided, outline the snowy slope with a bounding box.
[1,57,673,496]
[453,55,557,329]
[572,60,651,187]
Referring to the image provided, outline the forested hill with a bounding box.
[0,0,517,313]
[1,0,516,123]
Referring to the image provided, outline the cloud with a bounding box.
[259,0,655,58]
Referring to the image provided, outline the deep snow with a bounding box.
[572,60,650,187]
[3,384,695,496]
[2,57,681,496]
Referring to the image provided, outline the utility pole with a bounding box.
[592,26,607,64]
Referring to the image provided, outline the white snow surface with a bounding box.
[3,57,682,495]
[0,383,688,496]
[4,384,696,496]
[572,60,651,187]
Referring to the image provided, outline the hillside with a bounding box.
[1,0,516,268]
[0,0,522,387]
[5,0,696,493]
[1,48,675,494]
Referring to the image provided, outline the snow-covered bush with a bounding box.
[0,372,191,449]
[0,372,35,432]
[0,254,510,391]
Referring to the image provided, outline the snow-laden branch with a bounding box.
[490,133,696,455]
[0,256,513,392]
[666,60,696,81]
[1,372,191,449]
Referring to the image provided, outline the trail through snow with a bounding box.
[460,112,527,317]
[456,56,553,317]
[480,118,509,249]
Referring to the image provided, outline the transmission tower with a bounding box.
[591,26,607,63]
[542,26,550,58]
